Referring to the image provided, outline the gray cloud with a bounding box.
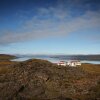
[0,6,100,44]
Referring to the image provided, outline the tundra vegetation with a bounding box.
[0,54,100,100]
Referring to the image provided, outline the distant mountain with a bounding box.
[51,55,100,61]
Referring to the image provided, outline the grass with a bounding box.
[0,66,11,74]
[81,63,100,74]
[0,61,18,74]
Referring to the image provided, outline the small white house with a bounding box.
[57,61,67,66]
[57,60,81,67]
[67,60,81,67]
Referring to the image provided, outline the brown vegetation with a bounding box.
[81,63,100,74]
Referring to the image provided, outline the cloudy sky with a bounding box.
[0,0,100,54]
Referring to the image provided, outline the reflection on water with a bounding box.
[11,56,100,64]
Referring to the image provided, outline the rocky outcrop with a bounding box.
[0,59,100,100]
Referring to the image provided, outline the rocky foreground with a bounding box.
[0,59,100,100]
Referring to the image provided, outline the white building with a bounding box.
[67,60,81,67]
[57,60,81,67]
[57,61,67,66]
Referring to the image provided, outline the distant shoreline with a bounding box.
[0,54,100,64]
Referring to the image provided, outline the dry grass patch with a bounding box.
[0,61,18,74]
[81,63,100,74]
[0,66,11,74]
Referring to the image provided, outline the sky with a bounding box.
[0,0,100,55]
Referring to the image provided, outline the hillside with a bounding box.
[0,59,100,100]
[0,54,16,61]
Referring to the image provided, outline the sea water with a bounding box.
[11,56,100,64]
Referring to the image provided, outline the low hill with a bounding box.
[0,59,100,100]
[0,54,16,61]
